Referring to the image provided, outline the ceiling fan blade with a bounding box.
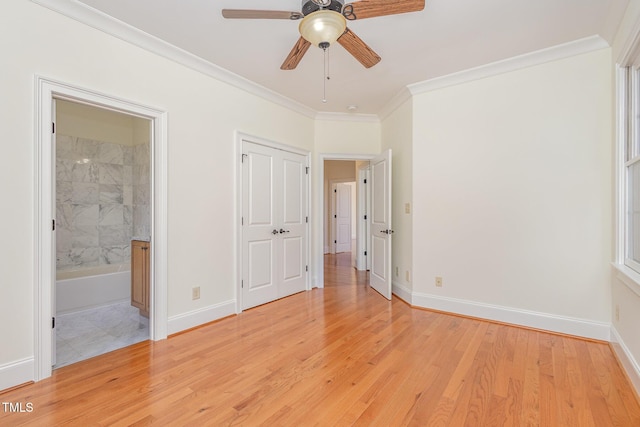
[343,0,425,20]
[337,28,381,68]
[222,9,303,20]
[281,37,312,70]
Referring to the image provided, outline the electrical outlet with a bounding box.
[435,276,443,287]
[615,304,620,321]
[192,287,200,300]
[395,266,399,277]
[405,203,411,214]
[405,270,410,282]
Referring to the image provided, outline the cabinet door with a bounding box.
[131,240,149,314]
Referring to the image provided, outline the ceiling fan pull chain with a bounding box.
[322,44,329,103]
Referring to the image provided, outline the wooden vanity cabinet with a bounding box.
[131,240,150,317]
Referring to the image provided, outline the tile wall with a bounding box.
[56,135,150,271]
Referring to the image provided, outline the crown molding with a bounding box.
[30,1,612,122]
[30,0,318,119]
[407,35,610,96]
[378,87,412,121]
[315,112,380,123]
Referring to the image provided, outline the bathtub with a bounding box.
[56,264,131,314]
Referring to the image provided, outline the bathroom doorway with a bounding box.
[35,77,168,382]
[53,100,151,368]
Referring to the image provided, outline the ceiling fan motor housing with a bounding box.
[302,0,344,16]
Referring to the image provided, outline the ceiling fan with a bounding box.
[222,0,425,70]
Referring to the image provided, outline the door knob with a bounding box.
[272,229,279,235]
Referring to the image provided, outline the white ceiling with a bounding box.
[74,0,629,116]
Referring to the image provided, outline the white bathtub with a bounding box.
[56,264,131,314]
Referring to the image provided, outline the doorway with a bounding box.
[34,77,168,381]
[53,100,151,368]
[326,161,360,269]
[316,151,392,299]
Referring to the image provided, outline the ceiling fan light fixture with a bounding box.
[299,10,346,47]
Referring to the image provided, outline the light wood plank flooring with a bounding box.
[1,253,639,425]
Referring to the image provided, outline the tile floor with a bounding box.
[55,301,149,369]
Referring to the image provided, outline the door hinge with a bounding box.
[305,167,309,175]
[305,265,308,272]
[52,219,55,231]
[364,179,367,184]
[52,317,55,329]
[334,189,337,193]
[241,280,244,288]
[305,216,308,223]
[364,251,367,256]
[241,217,244,225]
[241,153,247,163]
[334,240,337,244]
[52,122,55,134]
[334,214,337,218]
[364,215,367,220]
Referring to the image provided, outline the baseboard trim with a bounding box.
[0,358,34,393]
[412,292,611,341]
[392,281,412,305]
[167,300,236,335]
[610,327,640,398]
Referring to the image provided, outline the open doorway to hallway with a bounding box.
[323,160,369,275]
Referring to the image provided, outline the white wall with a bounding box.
[411,48,613,333]
[381,99,413,296]
[0,0,313,385]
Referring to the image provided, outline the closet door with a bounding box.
[242,142,279,309]
[278,150,307,299]
[242,141,307,310]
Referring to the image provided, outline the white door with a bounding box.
[242,141,307,310]
[278,150,307,298]
[334,183,352,253]
[369,149,392,299]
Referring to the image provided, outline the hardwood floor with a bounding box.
[2,253,639,426]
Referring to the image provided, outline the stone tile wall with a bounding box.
[56,135,150,271]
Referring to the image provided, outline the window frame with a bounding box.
[615,40,640,293]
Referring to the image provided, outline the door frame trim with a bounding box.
[34,76,169,381]
[235,132,310,313]
[316,154,375,288]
